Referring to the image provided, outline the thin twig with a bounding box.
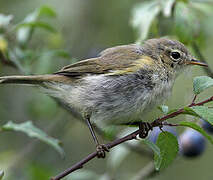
[152,95,213,126]
[191,95,197,105]
[51,95,213,180]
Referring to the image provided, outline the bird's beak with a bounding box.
[187,59,208,67]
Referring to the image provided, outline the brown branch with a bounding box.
[152,95,213,126]
[51,95,213,180]
[51,130,140,180]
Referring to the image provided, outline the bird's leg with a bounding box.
[85,117,109,158]
[138,122,153,138]
[158,122,164,132]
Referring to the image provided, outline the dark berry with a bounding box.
[179,129,206,158]
[148,126,177,144]
[201,119,213,133]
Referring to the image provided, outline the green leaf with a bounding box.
[158,105,169,114]
[183,107,200,117]
[38,6,57,18]
[2,121,65,157]
[142,139,160,156]
[0,171,4,180]
[131,1,161,42]
[193,76,213,95]
[161,0,176,17]
[0,14,13,28]
[154,132,178,171]
[16,10,39,44]
[179,121,213,145]
[16,6,57,45]
[190,106,213,125]
[16,22,56,33]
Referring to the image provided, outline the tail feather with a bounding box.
[0,74,72,85]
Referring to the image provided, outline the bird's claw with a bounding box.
[96,144,109,158]
[139,122,153,139]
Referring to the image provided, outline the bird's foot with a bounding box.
[96,144,109,158]
[159,122,164,132]
[139,122,153,138]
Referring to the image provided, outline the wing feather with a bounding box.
[55,44,144,76]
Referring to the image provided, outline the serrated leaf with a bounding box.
[193,76,213,95]
[179,121,213,145]
[0,14,13,28]
[161,0,176,17]
[158,105,169,114]
[142,139,160,156]
[154,132,178,171]
[190,106,213,125]
[0,171,4,180]
[2,121,64,157]
[131,1,161,42]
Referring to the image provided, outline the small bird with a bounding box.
[0,38,207,157]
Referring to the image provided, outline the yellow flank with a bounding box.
[108,56,155,75]
[135,56,155,67]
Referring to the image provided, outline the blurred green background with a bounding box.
[0,0,213,180]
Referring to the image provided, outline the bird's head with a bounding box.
[142,38,207,73]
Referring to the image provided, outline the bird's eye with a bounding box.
[171,51,181,60]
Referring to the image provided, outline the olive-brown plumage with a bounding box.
[0,38,208,156]
[0,38,207,127]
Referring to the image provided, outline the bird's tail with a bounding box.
[0,74,72,85]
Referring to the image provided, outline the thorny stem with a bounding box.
[51,95,213,180]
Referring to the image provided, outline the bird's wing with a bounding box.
[55,44,152,76]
